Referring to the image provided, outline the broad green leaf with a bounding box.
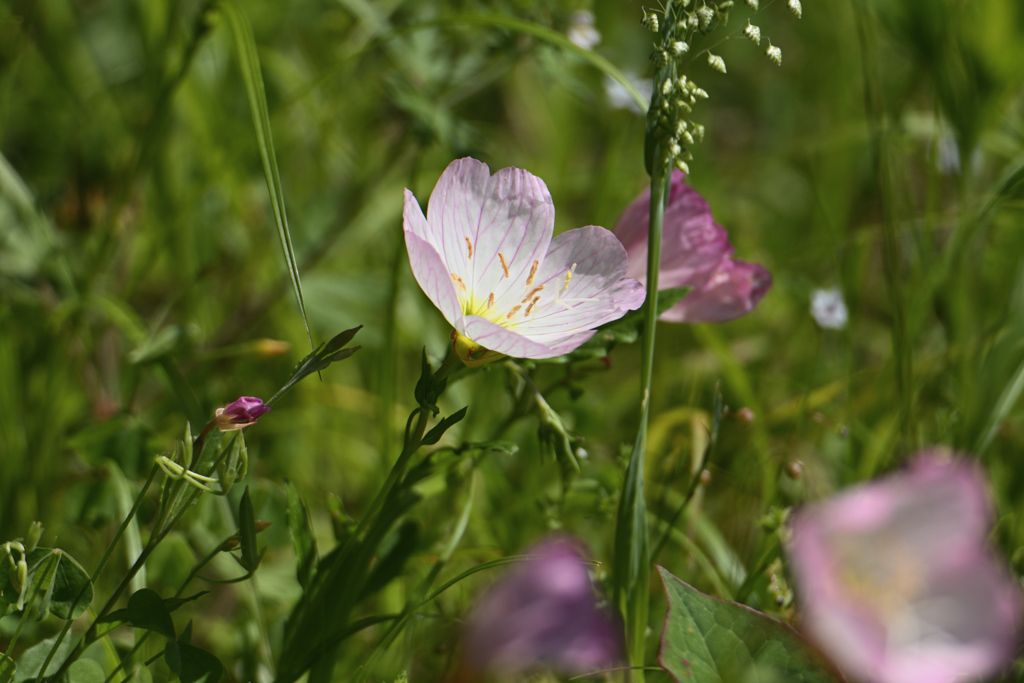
[221,0,313,351]
[126,588,176,640]
[0,652,15,683]
[657,567,844,683]
[286,481,318,588]
[13,637,73,681]
[99,591,207,626]
[164,642,224,683]
[48,550,93,619]
[68,659,105,683]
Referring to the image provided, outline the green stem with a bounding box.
[34,465,160,683]
[613,148,669,681]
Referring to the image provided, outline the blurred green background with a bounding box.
[2,0,1024,679]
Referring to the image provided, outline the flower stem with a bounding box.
[613,148,670,681]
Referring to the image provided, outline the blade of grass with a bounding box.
[221,0,314,351]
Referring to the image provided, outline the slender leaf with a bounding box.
[286,481,319,588]
[421,407,468,446]
[238,486,263,573]
[0,653,14,683]
[221,0,313,350]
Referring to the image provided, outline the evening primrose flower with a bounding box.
[810,287,848,330]
[788,453,1023,683]
[404,158,645,367]
[462,536,622,676]
[214,396,271,432]
[614,170,771,323]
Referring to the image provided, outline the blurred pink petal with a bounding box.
[614,170,770,323]
[463,536,622,675]
[404,158,644,365]
[788,452,1023,683]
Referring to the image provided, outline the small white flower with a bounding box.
[567,10,601,50]
[810,288,848,330]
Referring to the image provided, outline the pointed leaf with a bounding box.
[177,644,224,683]
[126,588,176,640]
[238,486,261,573]
[421,407,468,446]
[0,653,15,683]
[657,567,844,683]
[286,482,318,588]
[48,550,93,619]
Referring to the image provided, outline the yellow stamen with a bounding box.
[498,253,510,278]
[526,259,539,285]
[525,295,542,316]
[521,284,545,303]
[451,273,467,292]
[506,304,522,320]
[563,263,577,293]
[487,292,495,309]
[465,237,474,260]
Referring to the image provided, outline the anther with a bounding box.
[522,284,545,303]
[525,296,542,316]
[498,253,510,278]
[451,273,467,292]
[563,263,577,293]
[487,292,495,309]
[506,305,522,320]
[465,237,474,259]
[526,259,539,285]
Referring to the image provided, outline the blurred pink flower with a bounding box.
[788,453,1023,683]
[214,396,271,432]
[462,536,622,676]
[404,158,645,367]
[614,170,771,323]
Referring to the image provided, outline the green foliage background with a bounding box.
[2,0,1024,680]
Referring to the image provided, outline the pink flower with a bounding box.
[214,396,271,432]
[462,536,622,675]
[788,453,1023,683]
[404,158,645,367]
[614,170,771,323]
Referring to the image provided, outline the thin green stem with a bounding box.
[613,148,669,682]
[34,465,160,683]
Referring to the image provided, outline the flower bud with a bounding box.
[765,43,782,66]
[696,6,714,28]
[744,22,761,45]
[642,9,660,32]
[707,54,727,74]
[25,522,43,553]
[214,396,271,432]
[670,41,689,56]
[681,131,695,146]
[661,78,674,95]
[746,0,759,9]
[675,159,690,175]
[668,141,683,158]
[788,0,802,18]
[692,87,709,99]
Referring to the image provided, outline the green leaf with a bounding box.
[362,521,419,596]
[0,652,15,683]
[46,550,93,620]
[13,637,73,681]
[68,659,105,683]
[238,486,263,573]
[286,481,319,588]
[657,567,844,683]
[126,588,176,640]
[420,407,468,446]
[221,0,313,351]
[164,642,224,683]
[99,591,207,626]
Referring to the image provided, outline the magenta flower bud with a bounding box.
[214,396,271,432]
[462,536,622,676]
[614,170,771,323]
[788,452,1023,683]
[404,158,645,366]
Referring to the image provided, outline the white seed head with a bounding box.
[668,141,682,157]
[693,87,710,99]
[682,130,695,145]
[707,53,727,73]
[696,6,714,28]
[642,9,660,32]
[676,159,691,174]
[687,14,700,29]
[670,41,689,56]
[744,22,761,45]
[746,0,759,9]
[766,43,782,66]
[788,0,802,18]
[661,78,674,95]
